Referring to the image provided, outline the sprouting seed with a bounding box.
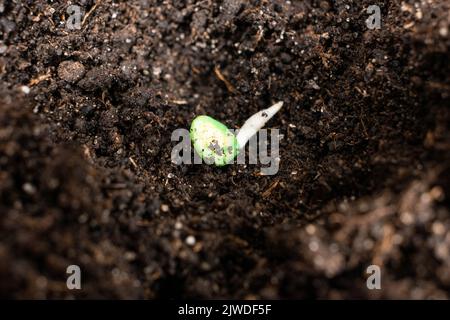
[189,101,283,166]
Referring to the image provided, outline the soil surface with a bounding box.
[0,0,449,299]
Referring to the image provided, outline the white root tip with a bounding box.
[265,101,284,117]
[236,101,284,148]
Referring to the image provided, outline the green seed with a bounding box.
[190,115,239,166]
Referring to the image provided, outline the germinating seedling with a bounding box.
[190,101,283,166]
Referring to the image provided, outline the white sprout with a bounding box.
[236,101,284,148]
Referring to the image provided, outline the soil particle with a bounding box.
[57,61,86,83]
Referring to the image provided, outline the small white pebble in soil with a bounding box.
[160,204,169,212]
[432,222,446,236]
[415,10,423,20]
[124,251,137,261]
[308,240,319,252]
[20,85,31,94]
[22,182,36,194]
[175,221,183,230]
[400,211,414,225]
[439,26,448,37]
[185,235,196,246]
[306,224,316,235]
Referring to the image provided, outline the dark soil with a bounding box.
[0,0,449,299]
